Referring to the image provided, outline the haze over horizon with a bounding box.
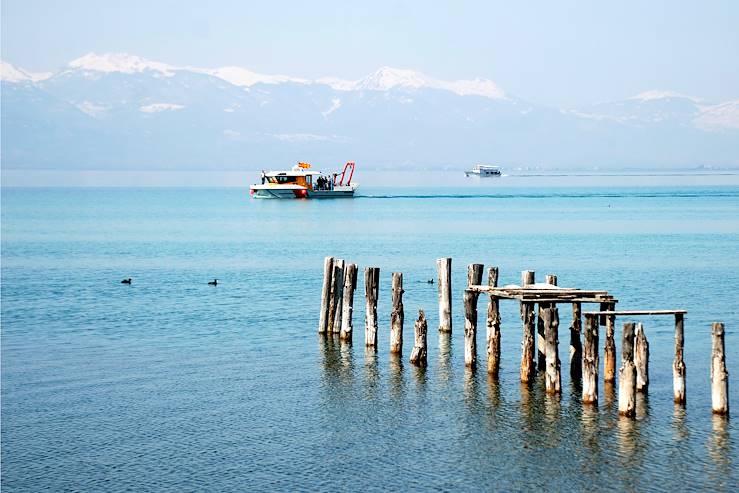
[1,1,738,183]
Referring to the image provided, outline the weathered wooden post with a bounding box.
[390,272,404,354]
[437,257,452,333]
[520,270,536,383]
[486,267,501,376]
[673,313,686,405]
[711,322,729,415]
[331,259,346,333]
[339,263,358,341]
[582,313,599,405]
[544,305,561,394]
[463,264,484,369]
[318,256,334,334]
[604,302,617,383]
[364,267,380,348]
[635,323,649,392]
[464,289,478,369]
[538,274,557,370]
[618,322,637,417]
[327,258,343,333]
[409,310,428,366]
[570,302,583,380]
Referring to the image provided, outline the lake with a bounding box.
[2,174,738,491]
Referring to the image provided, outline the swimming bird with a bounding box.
[426,279,434,284]
[121,278,132,284]
[208,279,218,286]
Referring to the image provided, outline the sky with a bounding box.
[2,0,738,106]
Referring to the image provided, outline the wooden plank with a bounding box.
[584,310,687,316]
[469,286,610,295]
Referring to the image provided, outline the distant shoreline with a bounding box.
[3,168,739,188]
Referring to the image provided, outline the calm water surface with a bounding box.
[2,178,738,491]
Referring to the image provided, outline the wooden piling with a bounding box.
[437,258,452,333]
[463,264,484,369]
[318,256,334,334]
[544,305,561,394]
[486,267,501,376]
[339,263,358,341]
[635,323,649,392]
[673,313,686,405]
[711,322,729,415]
[331,259,346,333]
[570,302,583,380]
[364,267,380,348]
[390,272,404,354]
[464,289,478,369]
[604,302,617,383]
[327,258,343,333]
[538,274,558,370]
[582,313,599,405]
[618,322,637,417]
[409,310,428,367]
[520,270,536,383]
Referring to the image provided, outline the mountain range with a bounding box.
[2,53,738,170]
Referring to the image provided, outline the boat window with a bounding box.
[274,175,297,184]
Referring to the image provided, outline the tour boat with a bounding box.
[465,164,502,177]
[250,162,358,199]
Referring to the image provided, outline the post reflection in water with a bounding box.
[672,405,689,442]
[487,373,501,409]
[364,345,380,400]
[319,333,342,382]
[707,415,732,481]
[388,353,405,402]
[635,392,650,421]
[581,405,601,455]
[338,339,355,386]
[463,368,480,412]
[603,381,616,412]
[436,332,453,388]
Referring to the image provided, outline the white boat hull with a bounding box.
[250,184,357,199]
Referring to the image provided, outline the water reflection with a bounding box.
[388,353,405,403]
[671,405,689,442]
[364,346,380,400]
[707,415,732,480]
[487,374,501,409]
[463,368,480,412]
[581,406,601,454]
[635,392,650,421]
[437,332,453,388]
[603,381,616,412]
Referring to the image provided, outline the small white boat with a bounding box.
[250,162,359,199]
[465,164,502,177]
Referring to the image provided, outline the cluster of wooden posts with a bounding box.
[318,256,730,416]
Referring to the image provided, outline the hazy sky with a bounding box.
[2,0,738,106]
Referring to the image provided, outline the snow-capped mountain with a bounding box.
[0,60,52,82]
[1,54,737,170]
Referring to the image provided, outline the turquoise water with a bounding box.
[2,182,738,491]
